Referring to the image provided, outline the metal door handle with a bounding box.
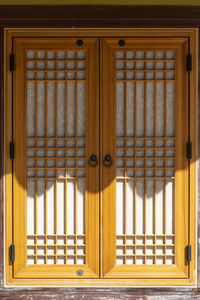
[103,154,113,167]
[88,154,98,167]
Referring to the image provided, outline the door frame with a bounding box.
[4,28,198,287]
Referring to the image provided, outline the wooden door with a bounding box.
[102,38,189,278]
[13,38,99,278]
[10,34,193,283]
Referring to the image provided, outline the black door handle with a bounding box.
[88,154,98,167]
[103,154,113,167]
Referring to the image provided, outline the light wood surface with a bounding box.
[4,28,197,286]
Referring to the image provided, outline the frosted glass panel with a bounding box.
[27,82,35,137]
[166,82,175,137]
[166,180,174,234]
[116,82,124,137]
[77,180,85,235]
[126,82,134,137]
[27,180,35,235]
[26,49,87,265]
[136,82,144,137]
[77,82,85,137]
[37,83,45,137]
[37,180,45,235]
[146,82,154,137]
[126,181,134,234]
[115,49,175,265]
[47,82,55,137]
[67,181,75,235]
[57,82,65,137]
[57,181,65,235]
[67,82,75,137]
[116,181,124,235]
[47,181,55,235]
[156,82,164,137]
[156,181,164,235]
[146,180,154,235]
[136,180,144,235]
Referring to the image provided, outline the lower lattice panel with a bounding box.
[116,234,175,265]
[27,235,86,265]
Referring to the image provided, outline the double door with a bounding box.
[12,36,189,280]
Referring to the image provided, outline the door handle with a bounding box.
[103,154,113,167]
[88,154,98,167]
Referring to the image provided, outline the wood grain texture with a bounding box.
[0,288,199,299]
[0,5,199,298]
[0,5,199,27]
[3,29,197,288]
[10,37,100,280]
[1,0,200,5]
[0,28,4,289]
[102,37,189,280]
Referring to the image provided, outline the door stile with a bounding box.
[102,39,116,276]
[87,38,100,275]
[99,37,103,279]
[102,37,190,279]
[13,38,100,278]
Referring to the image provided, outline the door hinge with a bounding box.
[187,53,192,72]
[187,141,192,159]
[10,141,15,159]
[187,244,191,262]
[10,244,15,263]
[10,53,15,72]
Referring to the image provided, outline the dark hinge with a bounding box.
[9,244,15,263]
[187,141,192,159]
[187,244,191,262]
[187,53,192,72]
[10,53,15,72]
[10,141,15,159]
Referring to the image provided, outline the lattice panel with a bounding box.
[26,50,87,265]
[115,50,175,265]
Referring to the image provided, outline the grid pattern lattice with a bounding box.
[115,49,175,265]
[26,50,87,265]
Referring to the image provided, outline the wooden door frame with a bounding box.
[3,27,198,287]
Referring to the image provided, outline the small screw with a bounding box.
[119,39,125,46]
[77,40,83,46]
[77,269,83,276]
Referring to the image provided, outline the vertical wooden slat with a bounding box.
[85,49,89,266]
[24,50,28,266]
[174,49,178,264]
[153,50,157,265]
[65,50,68,263]
[164,50,167,265]
[144,51,146,265]
[134,53,137,262]
[34,50,38,265]
[45,50,48,264]
[99,37,103,278]
[74,51,78,265]
[124,50,127,265]
[113,49,118,266]
[55,51,58,265]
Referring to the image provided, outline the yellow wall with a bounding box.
[0,0,200,5]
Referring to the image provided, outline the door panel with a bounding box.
[11,35,190,281]
[102,38,189,278]
[13,38,99,278]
